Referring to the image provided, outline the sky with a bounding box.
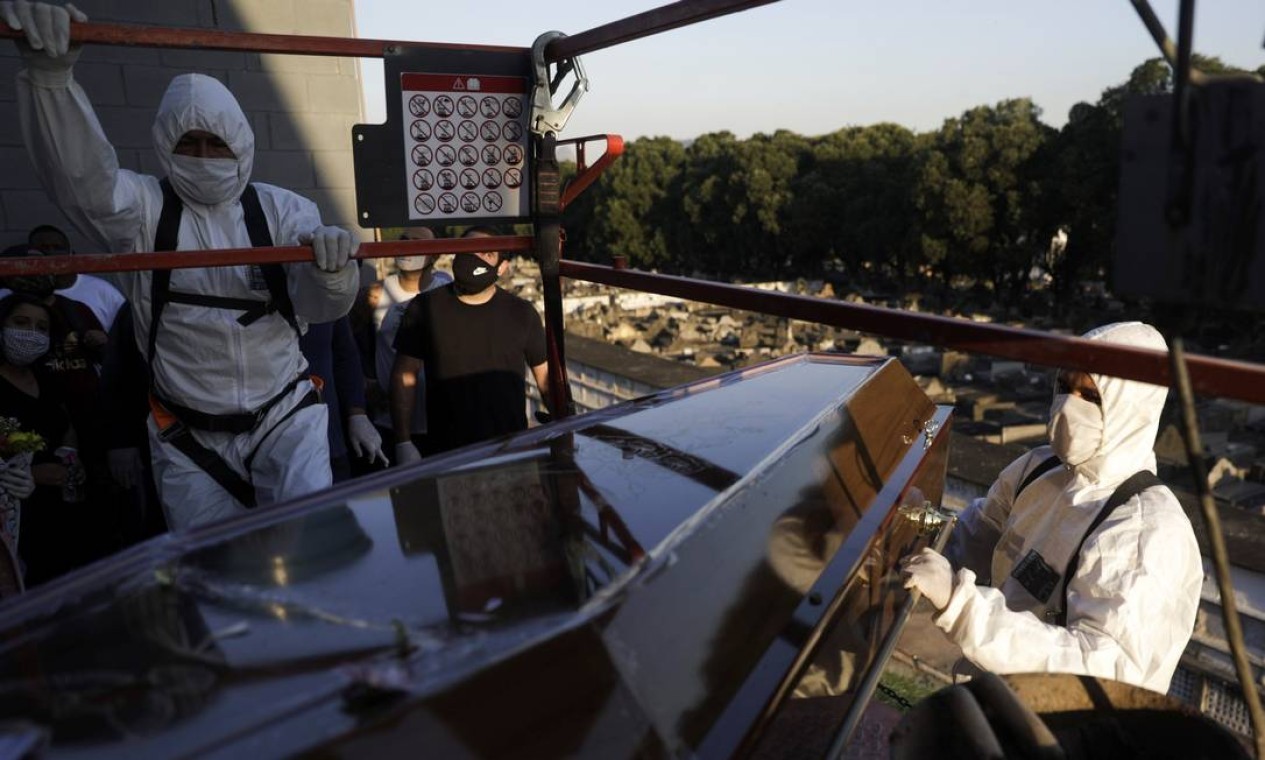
[353,0,1264,141]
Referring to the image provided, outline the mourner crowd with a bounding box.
[0,220,547,589]
[0,0,548,590]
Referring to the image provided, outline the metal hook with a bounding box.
[531,31,589,136]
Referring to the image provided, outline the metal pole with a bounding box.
[0,19,522,57]
[826,516,957,758]
[545,0,783,61]
[0,236,535,277]
[558,261,1265,406]
[1170,337,1265,760]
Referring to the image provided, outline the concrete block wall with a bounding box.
[0,0,365,252]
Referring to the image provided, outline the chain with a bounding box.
[877,681,914,710]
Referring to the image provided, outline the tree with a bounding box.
[789,124,923,281]
[915,99,1054,296]
[564,136,687,269]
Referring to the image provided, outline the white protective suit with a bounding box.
[17,65,359,529]
[940,322,1201,693]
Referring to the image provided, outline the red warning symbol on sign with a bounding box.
[452,78,465,91]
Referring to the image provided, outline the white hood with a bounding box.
[1078,321,1169,483]
[152,73,254,206]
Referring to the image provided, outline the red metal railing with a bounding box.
[0,237,534,276]
[560,135,625,210]
[0,0,779,60]
[0,20,521,56]
[0,0,1262,412]
[560,261,1265,406]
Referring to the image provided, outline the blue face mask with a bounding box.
[3,328,50,367]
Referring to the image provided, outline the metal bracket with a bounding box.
[897,501,956,537]
[901,417,941,450]
[558,133,625,209]
[530,31,588,136]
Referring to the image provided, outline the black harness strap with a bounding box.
[1055,470,1163,626]
[1014,454,1062,502]
[145,180,311,509]
[243,386,322,474]
[155,374,305,436]
[148,180,299,365]
[148,179,183,366]
[159,420,258,509]
[240,184,300,336]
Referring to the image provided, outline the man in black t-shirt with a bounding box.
[390,228,550,463]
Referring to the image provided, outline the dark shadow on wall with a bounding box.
[0,0,364,252]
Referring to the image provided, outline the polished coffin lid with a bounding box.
[0,354,951,759]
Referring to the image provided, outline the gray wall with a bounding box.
[0,0,365,251]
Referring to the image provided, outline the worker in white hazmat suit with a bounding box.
[902,321,1201,693]
[4,1,361,529]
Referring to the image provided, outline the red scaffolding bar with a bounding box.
[559,261,1265,406]
[0,19,521,56]
[544,0,784,61]
[0,237,535,277]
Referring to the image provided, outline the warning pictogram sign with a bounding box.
[397,71,530,222]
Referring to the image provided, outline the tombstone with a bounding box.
[609,322,640,343]
[854,337,887,356]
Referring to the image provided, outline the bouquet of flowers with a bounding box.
[0,417,44,555]
[0,417,46,458]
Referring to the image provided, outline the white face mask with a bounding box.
[1048,393,1104,467]
[3,329,50,367]
[168,154,241,206]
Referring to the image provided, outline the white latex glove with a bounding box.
[900,547,954,610]
[1,1,87,60]
[394,441,422,467]
[108,447,144,490]
[299,226,357,273]
[0,460,35,500]
[347,414,388,466]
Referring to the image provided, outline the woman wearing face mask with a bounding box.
[0,293,83,587]
[900,321,1201,694]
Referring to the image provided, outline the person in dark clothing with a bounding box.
[0,293,83,587]
[98,307,166,543]
[0,245,115,560]
[299,316,387,481]
[390,228,549,463]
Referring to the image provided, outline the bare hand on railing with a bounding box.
[0,1,86,58]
